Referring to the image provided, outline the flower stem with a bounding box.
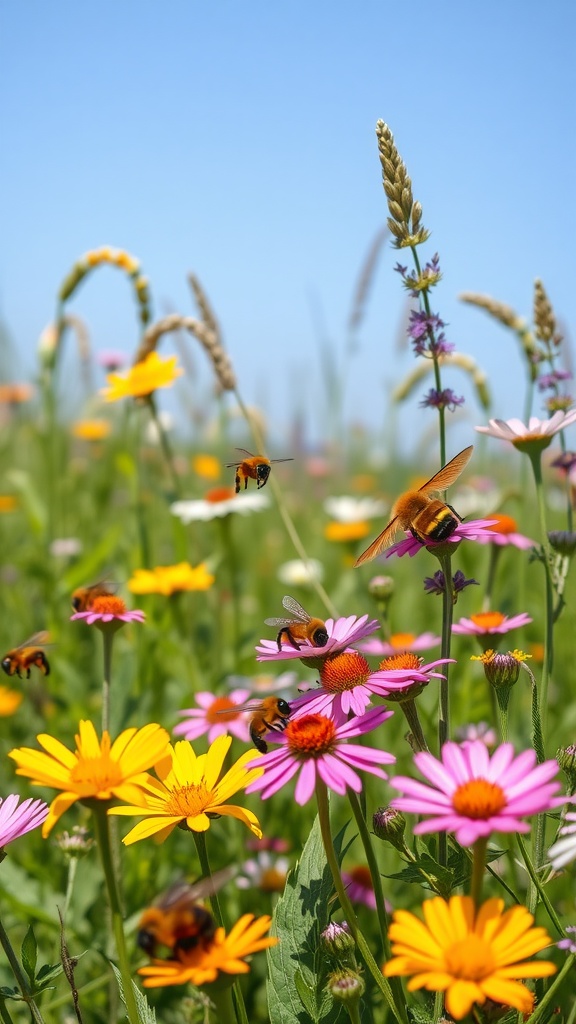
[470,836,488,906]
[347,789,391,959]
[399,698,429,752]
[91,803,140,1024]
[315,780,407,1023]
[523,954,575,1024]
[516,834,563,934]
[435,549,454,868]
[0,917,46,1024]
[209,984,238,1024]
[527,449,553,747]
[145,394,182,501]
[101,629,114,735]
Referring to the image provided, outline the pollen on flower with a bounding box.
[165,782,211,817]
[379,653,422,671]
[90,595,127,616]
[71,753,122,791]
[445,934,495,979]
[205,697,242,724]
[206,486,237,503]
[452,779,507,819]
[470,611,505,630]
[320,653,371,692]
[285,714,337,756]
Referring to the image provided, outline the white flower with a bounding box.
[548,811,576,870]
[323,496,387,523]
[475,411,576,447]
[277,558,325,586]
[171,490,270,523]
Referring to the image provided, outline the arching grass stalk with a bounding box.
[90,803,140,1024]
[315,779,407,1024]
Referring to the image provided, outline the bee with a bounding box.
[1,633,51,679]
[265,595,329,652]
[354,445,474,567]
[219,696,292,753]
[71,577,116,612]
[225,448,294,493]
[137,868,236,960]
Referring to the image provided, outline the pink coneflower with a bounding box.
[385,519,498,559]
[454,722,497,748]
[389,741,566,846]
[246,707,395,805]
[472,513,535,550]
[358,632,440,656]
[475,411,576,451]
[292,651,451,717]
[342,865,377,910]
[0,794,49,848]
[452,611,532,636]
[173,690,252,743]
[256,614,380,663]
[71,595,145,628]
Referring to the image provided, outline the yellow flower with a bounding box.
[128,562,215,596]
[0,687,23,716]
[384,895,556,1020]
[138,913,277,987]
[102,351,184,402]
[0,496,17,513]
[71,418,112,441]
[108,735,263,843]
[192,453,221,480]
[9,721,170,837]
[324,521,371,543]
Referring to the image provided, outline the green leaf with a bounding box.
[35,962,65,987]
[21,925,37,983]
[266,814,346,1024]
[111,964,156,1024]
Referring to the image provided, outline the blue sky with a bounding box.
[2,1,575,453]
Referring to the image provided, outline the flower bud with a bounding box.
[548,531,576,556]
[326,969,365,1003]
[368,575,395,601]
[372,807,406,849]
[320,921,355,956]
[556,744,576,792]
[55,826,95,859]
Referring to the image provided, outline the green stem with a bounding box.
[315,780,407,1024]
[495,687,510,742]
[344,1000,362,1024]
[208,983,238,1024]
[347,789,391,959]
[482,545,502,610]
[523,954,575,1024]
[218,515,241,667]
[527,449,553,748]
[101,629,114,736]
[435,549,454,869]
[91,804,140,1024]
[399,698,429,752]
[0,996,15,1024]
[470,837,488,906]
[516,834,563,935]
[0,917,46,1024]
[145,395,182,501]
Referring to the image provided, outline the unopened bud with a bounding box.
[320,921,355,955]
[548,531,576,557]
[556,744,576,792]
[368,575,395,601]
[55,826,95,859]
[327,969,365,1003]
[372,807,406,849]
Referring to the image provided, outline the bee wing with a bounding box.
[353,516,400,567]
[154,867,237,908]
[264,616,298,627]
[215,700,264,715]
[17,631,52,649]
[224,448,255,466]
[280,595,311,622]
[269,458,294,464]
[418,445,474,494]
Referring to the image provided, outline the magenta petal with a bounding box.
[294,760,317,804]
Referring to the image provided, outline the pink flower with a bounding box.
[71,595,145,628]
[385,519,498,559]
[389,741,566,846]
[0,794,49,848]
[342,866,377,910]
[246,707,395,804]
[472,513,535,550]
[256,614,380,663]
[454,722,497,748]
[358,632,440,656]
[173,690,252,743]
[475,411,576,451]
[452,611,532,636]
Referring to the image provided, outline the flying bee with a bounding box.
[354,445,474,567]
[1,632,51,679]
[71,577,116,613]
[265,595,329,652]
[225,449,294,494]
[218,696,292,753]
[137,867,236,960]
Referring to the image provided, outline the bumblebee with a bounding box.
[219,696,292,753]
[71,577,116,612]
[225,448,293,493]
[354,446,474,567]
[265,595,329,651]
[1,633,51,679]
[137,868,235,960]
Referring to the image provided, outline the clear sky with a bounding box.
[2,0,575,454]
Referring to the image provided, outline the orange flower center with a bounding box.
[71,753,122,791]
[389,633,416,649]
[487,513,517,535]
[444,933,494,979]
[379,653,422,671]
[260,867,287,892]
[469,611,505,630]
[206,697,241,723]
[164,782,210,817]
[285,714,337,757]
[206,487,236,503]
[90,595,127,615]
[320,652,371,692]
[452,778,507,818]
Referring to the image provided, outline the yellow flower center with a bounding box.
[470,611,505,630]
[260,868,287,893]
[452,778,507,818]
[324,521,371,543]
[389,633,416,649]
[71,753,122,790]
[320,652,371,692]
[487,513,517,535]
[285,715,337,756]
[164,782,211,817]
[444,933,494,979]
[206,487,236,503]
[379,653,422,671]
[206,697,241,724]
[90,595,127,615]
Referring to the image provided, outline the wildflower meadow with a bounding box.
[1,121,575,1024]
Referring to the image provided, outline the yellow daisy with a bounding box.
[324,521,371,543]
[108,734,263,843]
[138,913,277,987]
[0,687,23,716]
[9,721,170,837]
[192,453,221,481]
[102,351,183,402]
[128,562,215,596]
[384,895,556,1020]
[71,418,112,441]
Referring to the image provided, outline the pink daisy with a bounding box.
[245,706,395,804]
[291,651,452,717]
[358,631,440,656]
[472,513,535,550]
[452,611,532,636]
[0,794,49,848]
[389,740,567,846]
[342,865,377,910]
[475,411,576,451]
[256,614,380,663]
[71,595,145,628]
[385,519,498,559]
[173,689,252,743]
